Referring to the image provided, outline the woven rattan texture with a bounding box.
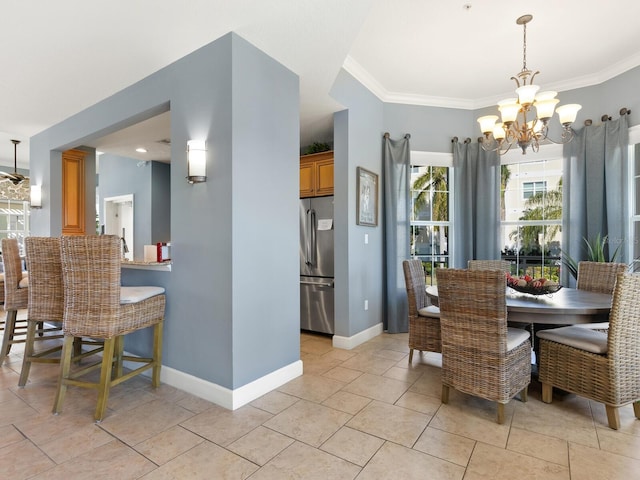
[436,268,531,404]
[538,272,640,407]
[25,237,63,323]
[467,260,512,273]
[403,259,441,353]
[60,235,165,338]
[576,261,628,294]
[2,238,27,310]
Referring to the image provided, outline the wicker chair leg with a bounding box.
[408,349,414,364]
[152,320,163,387]
[633,401,640,420]
[497,403,505,424]
[441,385,449,404]
[113,336,124,379]
[53,336,75,415]
[18,320,38,387]
[520,387,528,403]
[95,338,116,422]
[541,383,553,403]
[0,310,17,365]
[605,405,621,430]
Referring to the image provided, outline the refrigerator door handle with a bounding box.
[309,208,317,267]
[305,209,311,265]
[300,280,334,287]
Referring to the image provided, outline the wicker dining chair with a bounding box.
[467,259,512,274]
[0,238,29,365]
[53,235,166,422]
[19,237,102,387]
[402,259,441,363]
[537,272,640,430]
[436,268,531,424]
[577,261,628,294]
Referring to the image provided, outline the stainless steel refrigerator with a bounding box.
[300,196,334,334]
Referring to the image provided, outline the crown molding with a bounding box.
[343,53,640,111]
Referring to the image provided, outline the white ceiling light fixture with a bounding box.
[0,139,27,185]
[477,14,582,155]
[135,147,148,153]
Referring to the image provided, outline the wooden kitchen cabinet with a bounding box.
[61,149,86,235]
[300,151,334,198]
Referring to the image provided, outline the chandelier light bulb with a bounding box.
[478,115,499,134]
[556,104,582,125]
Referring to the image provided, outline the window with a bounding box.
[410,153,453,285]
[522,180,546,199]
[0,199,30,255]
[500,147,563,281]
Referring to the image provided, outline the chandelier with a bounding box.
[477,14,582,155]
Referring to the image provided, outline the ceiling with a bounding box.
[1,0,640,168]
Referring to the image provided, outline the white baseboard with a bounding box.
[123,357,303,410]
[332,322,383,350]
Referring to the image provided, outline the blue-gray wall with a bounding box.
[99,155,170,259]
[29,33,300,391]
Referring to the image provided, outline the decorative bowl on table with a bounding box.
[506,274,562,296]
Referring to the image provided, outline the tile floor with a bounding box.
[1,318,640,479]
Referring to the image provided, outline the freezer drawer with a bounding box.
[300,277,334,334]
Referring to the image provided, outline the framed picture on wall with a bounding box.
[356,167,378,227]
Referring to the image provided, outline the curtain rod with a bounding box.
[584,107,630,126]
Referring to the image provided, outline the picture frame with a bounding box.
[356,167,378,227]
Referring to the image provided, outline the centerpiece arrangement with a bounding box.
[506,273,562,295]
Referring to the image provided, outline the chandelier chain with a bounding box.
[522,21,527,72]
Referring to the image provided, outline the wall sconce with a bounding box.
[30,185,42,208]
[187,140,207,184]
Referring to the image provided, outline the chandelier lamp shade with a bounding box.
[477,14,582,155]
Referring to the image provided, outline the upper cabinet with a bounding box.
[61,149,86,236]
[300,151,334,198]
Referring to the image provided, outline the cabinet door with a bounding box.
[299,162,315,198]
[315,158,334,196]
[62,149,86,235]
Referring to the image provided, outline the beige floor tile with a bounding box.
[39,423,114,463]
[341,372,411,404]
[465,442,569,480]
[100,398,195,446]
[394,390,442,416]
[141,441,258,480]
[227,425,294,466]
[263,399,351,447]
[175,392,217,414]
[302,355,343,375]
[507,426,569,466]
[339,352,397,375]
[320,426,384,467]
[0,424,24,449]
[591,400,640,435]
[407,364,444,399]
[429,396,513,448]
[322,390,371,415]
[358,441,464,480]
[596,427,640,461]
[249,441,361,480]
[277,373,345,403]
[414,427,475,467]
[0,438,55,479]
[134,425,205,465]
[321,348,357,362]
[346,400,429,447]
[383,365,424,383]
[322,365,363,383]
[0,393,37,427]
[250,389,299,414]
[568,442,640,480]
[372,348,407,361]
[14,410,94,446]
[301,338,335,355]
[511,395,599,448]
[180,404,272,447]
[31,439,155,480]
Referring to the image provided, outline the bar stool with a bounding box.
[0,238,29,365]
[53,235,165,422]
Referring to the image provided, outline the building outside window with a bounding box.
[522,180,547,199]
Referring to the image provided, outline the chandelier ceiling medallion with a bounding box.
[477,14,582,155]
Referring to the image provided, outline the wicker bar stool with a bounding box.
[467,259,512,273]
[52,235,165,422]
[402,259,441,364]
[436,268,531,424]
[537,272,640,429]
[0,238,29,365]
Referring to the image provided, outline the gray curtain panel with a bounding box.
[562,114,630,286]
[383,133,411,333]
[452,140,501,268]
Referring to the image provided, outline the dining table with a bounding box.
[425,285,612,325]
